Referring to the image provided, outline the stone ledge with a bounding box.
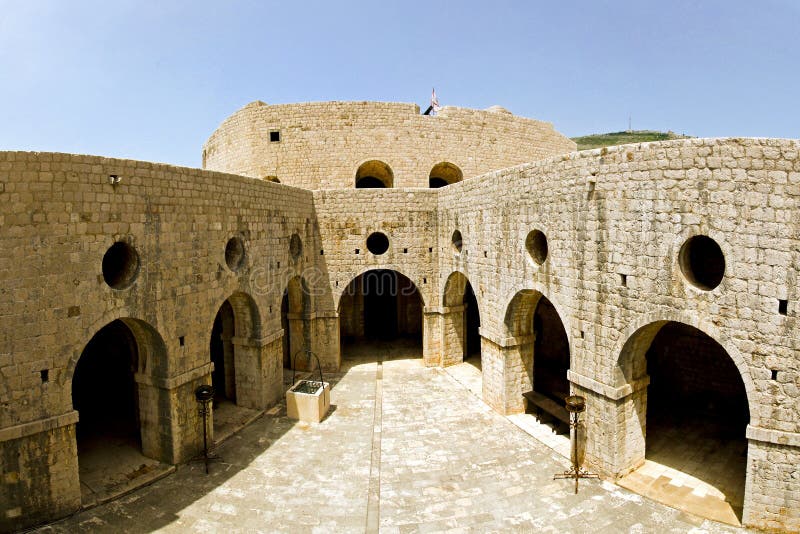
[479,328,534,348]
[746,425,800,447]
[0,411,79,442]
[135,362,213,390]
[568,370,650,401]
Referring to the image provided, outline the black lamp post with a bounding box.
[194,384,215,474]
[554,394,598,493]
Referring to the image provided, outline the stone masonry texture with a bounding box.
[0,101,798,532]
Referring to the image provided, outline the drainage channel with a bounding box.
[365,359,383,533]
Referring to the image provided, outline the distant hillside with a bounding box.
[571,130,692,151]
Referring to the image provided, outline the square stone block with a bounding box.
[286,380,331,423]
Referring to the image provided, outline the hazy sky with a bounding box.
[1,1,797,167]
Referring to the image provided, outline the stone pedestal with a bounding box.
[480,331,533,415]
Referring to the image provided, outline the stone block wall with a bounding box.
[202,101,576,189]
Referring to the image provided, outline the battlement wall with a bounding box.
[202,100,576,189]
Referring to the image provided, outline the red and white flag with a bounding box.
[431,88,441,112]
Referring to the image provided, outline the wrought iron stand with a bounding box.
[554,395,599,493]
[193,384,221,474]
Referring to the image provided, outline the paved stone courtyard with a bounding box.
[36,345,747,533]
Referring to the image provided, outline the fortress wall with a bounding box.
[436,137,800,529]
[0,151,319,529]
[202,101,576,189]
[437,137,800,432]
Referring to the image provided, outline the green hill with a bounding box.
[571,130,692,151]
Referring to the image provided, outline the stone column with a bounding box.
[311,311,340,371]
[480,330,534,415]
[440,304,466,367]
[422,306,443,367]
[232,332,282,410]
[742,426,800,531]
[286,312,306,364]
[0,412,81,532]
[567,370,649,478]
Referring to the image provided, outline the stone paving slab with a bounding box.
[34,356,748,534]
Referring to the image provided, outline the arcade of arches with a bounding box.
[63,289,758,528]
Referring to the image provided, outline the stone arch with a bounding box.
[209,291,264,410]
[441,271,482,366]
[429,162,463,188]
[355,159,394,188]
[338,268,424,347]
[614,317,753,522]
[613,310,755,418]
[64,313,168,387]
[69,316,171,496]
[335,266,428,311]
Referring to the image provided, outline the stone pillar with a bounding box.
[232,332,283,410]
[742,426,800,532]
[567,370,649,478]
[422,307,443,367]
[440,304,466,367]
[311,312,340,371]
[286,312,306,364]
[0,412,81,532]
[480,331,534,415]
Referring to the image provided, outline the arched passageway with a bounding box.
[504,290,570,426]
[208,292,263,437]
[429,162,463,188]
[618,321,749,524]
[338,270,423,363]
[441,272,481,367]
[355,160,393,188]
[71,318,166,504]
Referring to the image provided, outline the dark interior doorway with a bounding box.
[532,296,570,402]
[73,320,140,453]
[210,300,236,404]
[644,322,748,520]
[464,282,481,360]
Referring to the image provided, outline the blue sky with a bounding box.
[1,0,797,168]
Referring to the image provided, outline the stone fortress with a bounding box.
[0,100,798,532]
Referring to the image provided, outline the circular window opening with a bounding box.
[679,235,725,290]
[289,233,303,259]
[225,236,246,271]
[366,232,390,255]
[452,230,463,253]
[102,241,140,289]
[526,230,548,265]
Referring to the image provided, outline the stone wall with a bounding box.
[2,135,799,530]
[202,101,576,189]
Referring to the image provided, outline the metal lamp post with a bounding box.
[194,384,217,474]
[554,394,598,493]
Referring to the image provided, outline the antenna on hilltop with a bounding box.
[628,115,632,133]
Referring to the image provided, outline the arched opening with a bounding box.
[618,321,749,525]
[441,272,482,394]
[429,162,463,188]
[504,290,570,430]
[355,160,393,188]
[208,293,262,438]
[282,276,310,370]
[532,297,570,403]
[338,270,423,364]
[71,319,165,504]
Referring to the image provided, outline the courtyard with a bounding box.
[36,342,745,533]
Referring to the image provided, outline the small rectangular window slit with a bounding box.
[320,249,324,255]
[270,130,280,142]
[403,248,408,253]
[619,273,627,287]
[355,249,360,254]
[778,299,788,315]
[40,369,49,383]
[580,331,585,339]
[484,251,488,258]
[587,181,596,200]
[428,247,433,253]
[771,369,779,380]
[179,336,185,347]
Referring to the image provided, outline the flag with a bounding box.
[431,88,441,113]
